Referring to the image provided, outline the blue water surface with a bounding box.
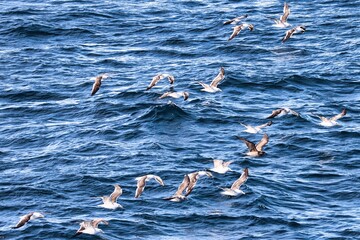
[0,0,359,239]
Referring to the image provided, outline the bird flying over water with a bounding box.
[223,14,248,25]
[270,2,291,28]
[75,219,108,236]
[135,174,164,198]
[198,67,225,93]
[314,108,347,127]
[98,184,123,210]
[237,134,269,157]
[240,121,273,134]
[266,108,300,118]
[282,26,306,43]
[12,212,44,229]
[91,73,109,96]
[221,168,249,196]
[228,23,254,41]
[146,73,175,91]
[159,91,189,101]
[209,159,233,174]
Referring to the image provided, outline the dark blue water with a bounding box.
[1,0,359,239]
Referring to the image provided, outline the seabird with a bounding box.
[185,171,213,196]
[91,74,109,96]
[270,2,290,28]
[146,73,175,91]
[228,23,254,41]
[315,109,347,127]
[223,14,248,25]
[221,168,249,196]
[135,174,165,198]
[164,171,212,201]
[75,219,108,236]
[164,174,190,202]
[12,212,44,229]
[282,25,306,43]
[209,159,233,174]
[266,108,300,118]
[159,91,189,101]
[240,121,273,134]
[237,133,269,157]
[98,184,123,210]
[198,67,225,93]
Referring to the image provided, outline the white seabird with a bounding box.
[240,121,273,134]
[237,133,269,157]
[159,91,189,101]
[164,174,190,202]
[135,174,165,198]
[198,67,225,93]
[209,159,233,174]
[228,23,254,41]
[221,168,249,196]
[266,107,300,118]
[315,108,347,127]
[75,219,108,236]
[270,2,290,28]
[146,73,175,91]
[98,184,123,210]
[282,25,306,43]
[12,212,44,229]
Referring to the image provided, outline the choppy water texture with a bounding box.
[1,0,360,239]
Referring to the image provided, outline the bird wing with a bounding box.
[256,134,269,152]
[282,28,295,43]
[154,175,165,186]
[228,25,242,41]
[109,184,122,203]
[281,2,290,22]
[210,67,225,87]
[266,109,283,118]
[13,213,33,229]
[256,121,272,130]
[146,74,162,90]
[223,14,248,25]
[237,136,257,152]
[175,174,190,196]
[213,159,224,168]
[91,76,102,96]
[185,172,199,196]
[330,109,346,121]
[135,176,147,198]
[231,168,249,190]
[159,92,171,99]
[91,219,108,228]
[223,161,233,168]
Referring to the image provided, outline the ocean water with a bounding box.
[0,0,359,239]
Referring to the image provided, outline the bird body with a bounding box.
[221,168,249,196]
[240,121,272,134]
[199,67,225,93]
[316,109,347,127]
[271,2,290,28]
[228,23,254,41]
[210,159,233,174]
[237,134,269,157]
[159,91,189,101]
[135,174,164,198]
[282,26,306,43]
[75,219,108,236]
[12,212,44,229]
[146,73,175,90]
[98,184,123,209]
